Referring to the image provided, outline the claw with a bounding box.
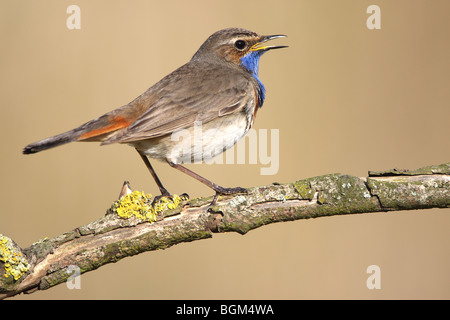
[208,186,248,207]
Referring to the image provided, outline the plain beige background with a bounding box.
[1,0,449,299]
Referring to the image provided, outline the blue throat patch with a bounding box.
[240,51,266,107]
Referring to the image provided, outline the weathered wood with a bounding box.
[1,163,449,299]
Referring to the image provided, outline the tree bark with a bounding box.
[1,162,449,299]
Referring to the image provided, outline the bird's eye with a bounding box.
[234,40,247,50]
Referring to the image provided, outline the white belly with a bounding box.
[133,112,250,164]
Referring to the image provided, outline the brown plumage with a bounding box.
[23,28,287,205]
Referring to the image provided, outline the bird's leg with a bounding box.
[136,149,172,201]
[167,161,247,206]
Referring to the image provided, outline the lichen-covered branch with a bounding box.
[1,163,449,299]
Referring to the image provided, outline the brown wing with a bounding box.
[102,61,254,144]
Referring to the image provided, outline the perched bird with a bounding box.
[23,28,287,205]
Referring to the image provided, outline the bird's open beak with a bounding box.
[250,34,288,52]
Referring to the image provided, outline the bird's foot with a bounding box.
[151,192,189,213]
[208,186,248,208]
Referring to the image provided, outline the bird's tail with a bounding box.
[23,111,133,154]
[23,127,86,154]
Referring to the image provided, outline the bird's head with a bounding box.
[192,28,287,77]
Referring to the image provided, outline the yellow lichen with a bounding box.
[114,190,156,222]
[0,234,30,281]
[153,194,182,213]
[113,191,183,222]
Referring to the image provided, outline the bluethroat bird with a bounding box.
[23,28,287,205]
